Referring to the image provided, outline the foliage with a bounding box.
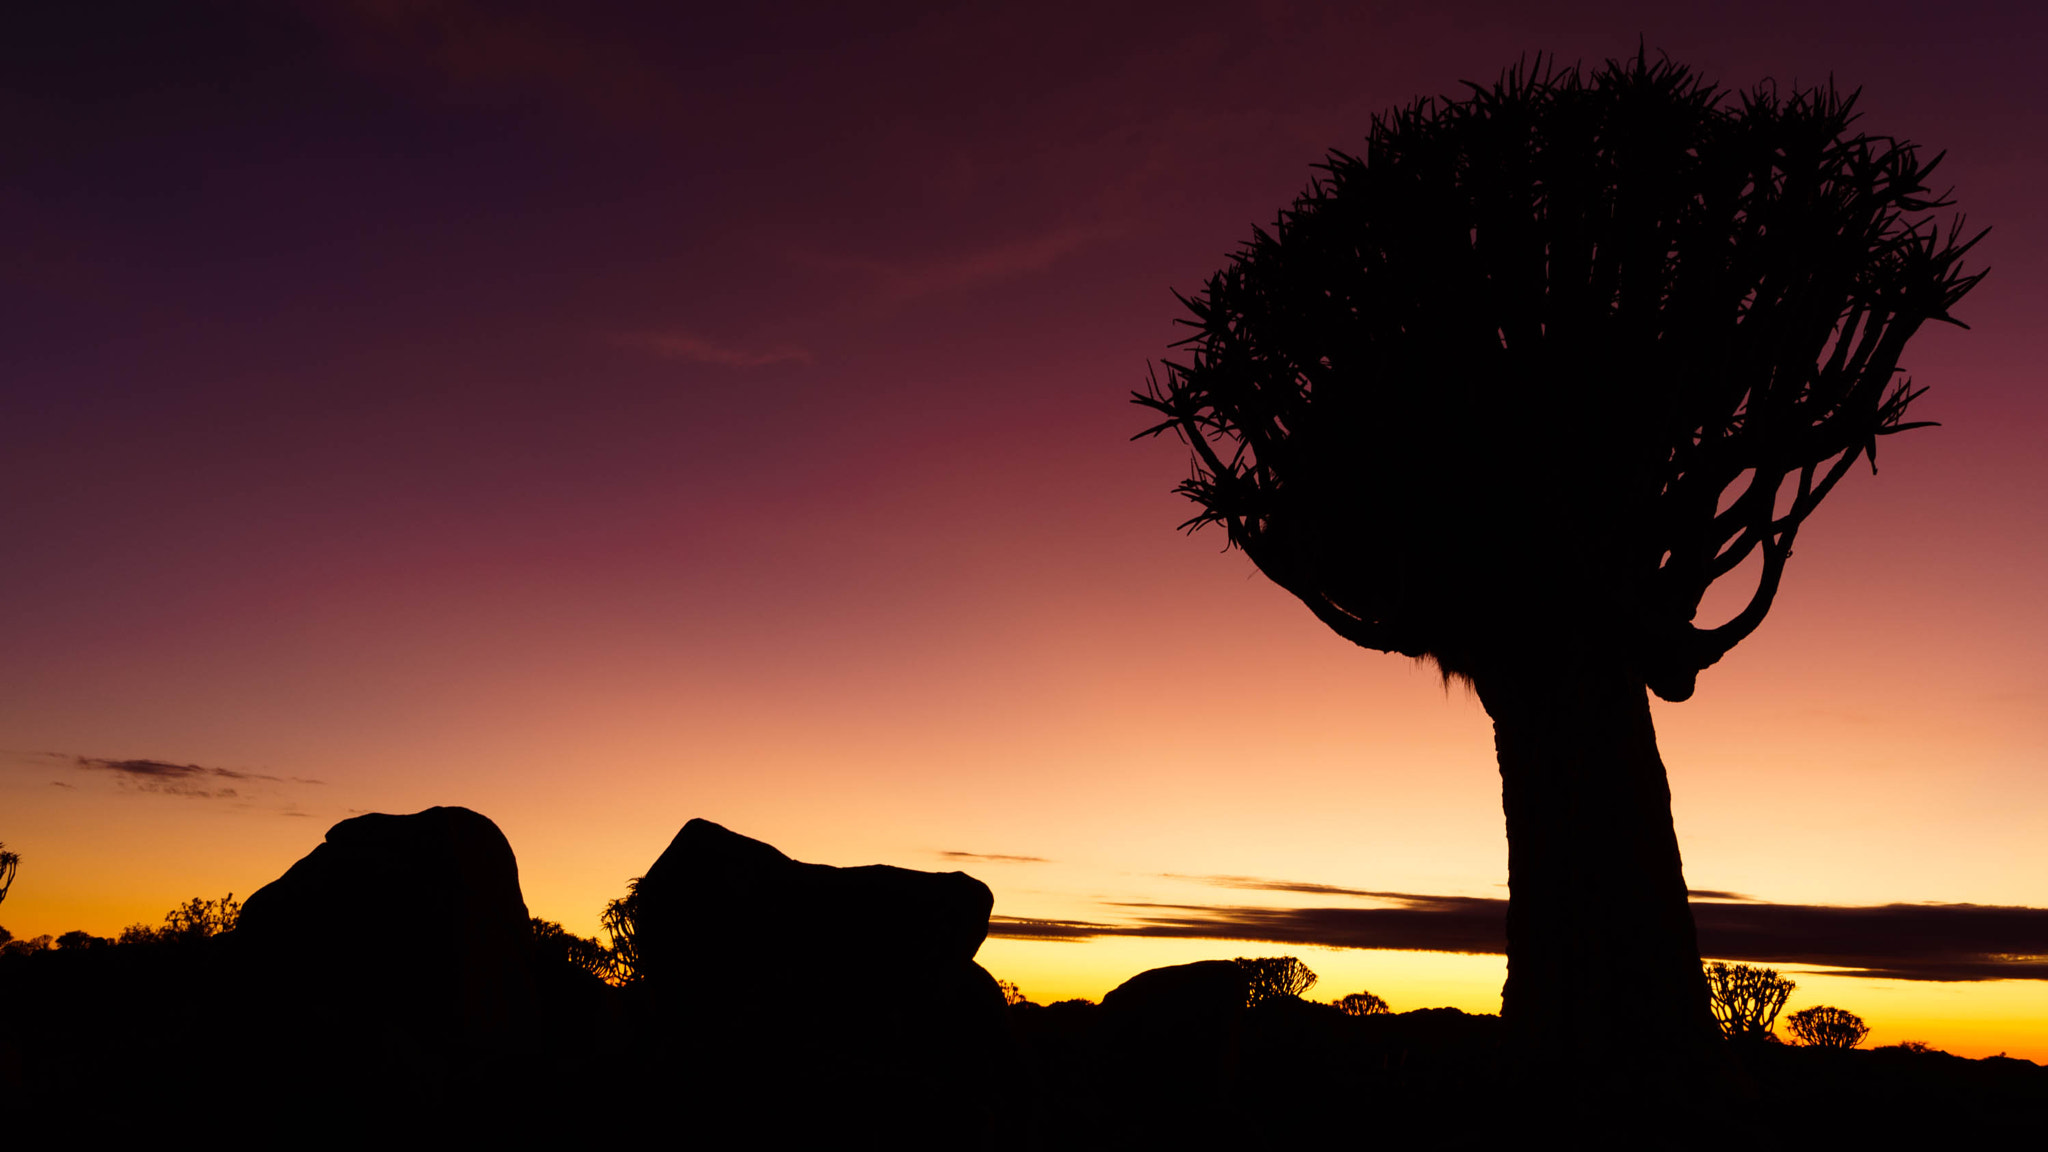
[0,840,17,905]
[1787,1005,1870,1049]
[118,894,242,947]
[55,930,111,951]
[600,877,643,986]
[1,933,53,959]
[531,918,616,982]
[1134,54,1984,700]
[1705,962,1795,1040]
[0,924,10,947]
[1235,956,1318,1006]
[996,979,1029,1007]
[1334,991,1391,1016]
[164,894,240,941]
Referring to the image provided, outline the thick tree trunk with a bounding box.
[1471,651,1723,1096]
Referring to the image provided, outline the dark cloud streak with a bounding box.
[989,891,2048,981]
[60,756,324,802]
[943,851,1050,864]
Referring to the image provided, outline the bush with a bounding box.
[1787,1006,1870,1049]
[0,934,52,959]
[531,918,616,982]
[995,979,1030,1007]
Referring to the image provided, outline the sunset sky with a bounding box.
[4,1,2044,1058]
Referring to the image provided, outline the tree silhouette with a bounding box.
[0,841,18,906]
[1335,991,1391,1016]
[1787,1005,1870,1049]
[1236,956,1318,1006]
[163,894,240,941]
[1136,54,1982,1071]
[600,877,643,986]
[531,917,616,982]
[1705,962,1795,1041]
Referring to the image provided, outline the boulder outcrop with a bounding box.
[629,819,1014,1146]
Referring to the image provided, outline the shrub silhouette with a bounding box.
[1705,962,1795,1040]
[600,877,642,986]
[1788,1006,1870,1049]
[117,893,241,947]
[1135,52,1982,1067]
[1236,956,1317,1006]
[996,978,1029,1007]
[1335,991,1392,1016]
[0,933,51,959]
[531,917,615,982]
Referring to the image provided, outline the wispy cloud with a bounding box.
[802,222,1115,306]
[27,752,325,807]
[610,330,813,368]
[989,889,2048,982]
[943,851,1050,864]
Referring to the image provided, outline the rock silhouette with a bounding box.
[237,805,537,1035]
[225,806,540,1121]
[629,818,1014,1146]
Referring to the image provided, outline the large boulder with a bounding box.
[629,819,1013,1146]
[1094,960,1255,1146]
[634,817,991,981]
[235,806,536,1048]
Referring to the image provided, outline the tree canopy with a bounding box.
[1136,54,1984,698]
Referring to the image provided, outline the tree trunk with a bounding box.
[1472,651,1723,1096]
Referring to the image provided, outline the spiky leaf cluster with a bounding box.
[1137,55,1983,697]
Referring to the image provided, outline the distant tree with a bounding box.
[1335,991,1391,1016]
[1136,54,1985,1070]
[995,979,1029,1007]
[0,925,11,948]
[118,894,242,947]
[1705,962,1795,1041]
[531,917,616,982]
[163,894,240,942]
[0,841,18,905]
[55,930,111,951]
[117,922,165,947]
[1787,1006,1869,1049]
[600,877,643,986]
[1236,956,1318,1006]
[0,933,52,959]
[1887,1040,1939,1054]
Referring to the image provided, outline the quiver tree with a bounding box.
[1335,990,1392,1016]
[1236,955,1319,1006]
[1136,55,1982,1074]
[1705,962,1795,1041]
[1786,1005,1870,1049]
[0,842,16,906]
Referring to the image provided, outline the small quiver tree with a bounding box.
[1335,990,1392,1016]
[0,841,18,905]
[1236,956,1318,1006]
[1787,1005,1869,1049]
[1705,962,1795,1041]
